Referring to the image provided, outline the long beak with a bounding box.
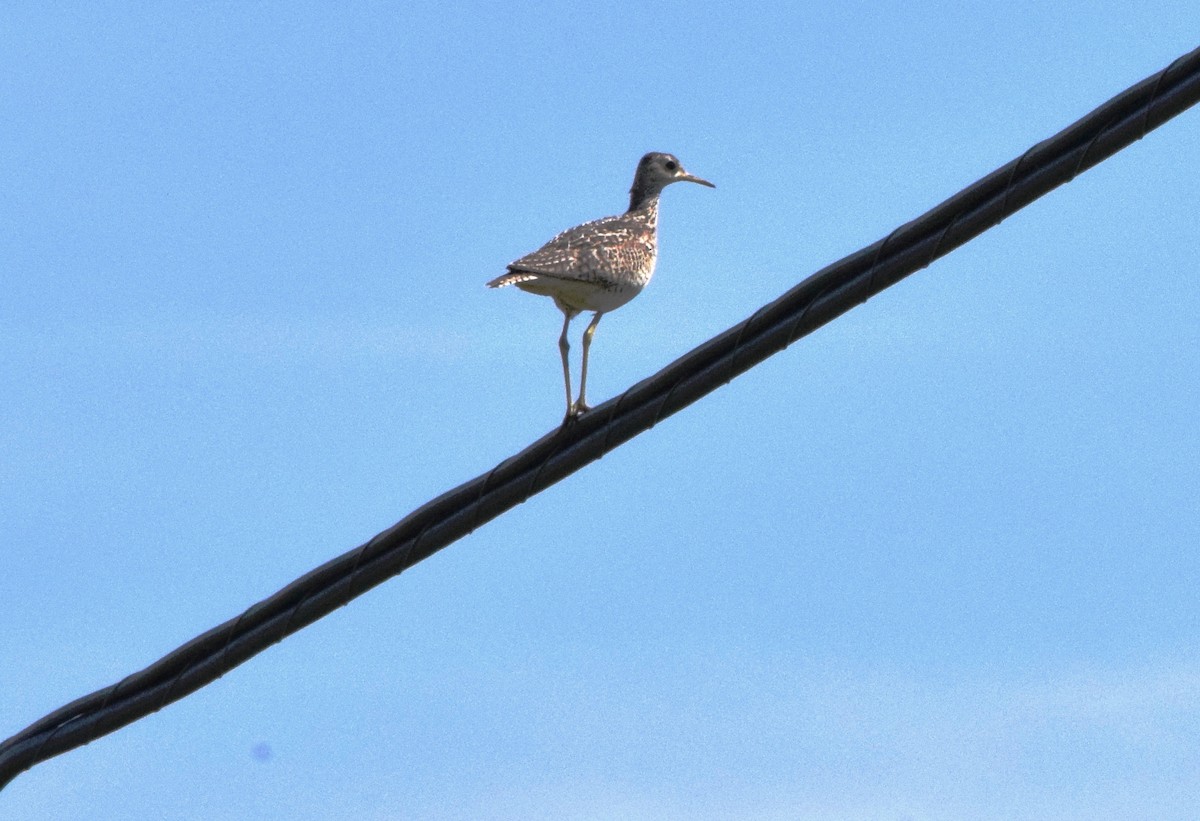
[681,173,715,188]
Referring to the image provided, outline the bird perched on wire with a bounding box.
[488,152,714,421]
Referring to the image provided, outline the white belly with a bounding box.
[516,270,650,314]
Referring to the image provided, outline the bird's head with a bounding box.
[629,152,714,209]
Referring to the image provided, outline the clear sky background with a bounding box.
[3,4,1199,820]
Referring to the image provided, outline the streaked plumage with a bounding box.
[488,152,713,420]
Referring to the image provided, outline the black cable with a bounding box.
[4,45,1199,791]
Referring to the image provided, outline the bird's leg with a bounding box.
[574,312,604,415]
[558,307,576,419]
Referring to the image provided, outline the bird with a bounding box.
[487,152,714,421]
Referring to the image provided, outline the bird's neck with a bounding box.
[626,191,660,228]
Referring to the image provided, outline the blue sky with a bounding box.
[3,3,1199,819]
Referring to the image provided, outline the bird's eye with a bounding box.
[664,160,678,171]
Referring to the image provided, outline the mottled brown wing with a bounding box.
[507,213,651,285]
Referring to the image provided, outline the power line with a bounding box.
[3,45,1199,791]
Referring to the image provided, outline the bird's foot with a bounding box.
[561,400,593,424]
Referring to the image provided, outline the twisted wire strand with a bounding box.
[3,45,1199,790]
